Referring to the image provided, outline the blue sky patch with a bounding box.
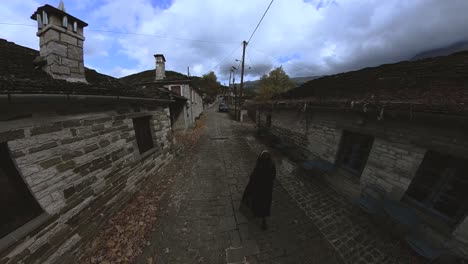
[278,53,301,63]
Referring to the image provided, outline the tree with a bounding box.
[193,71,222,103]
[257,67,295,100]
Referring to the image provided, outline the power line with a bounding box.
[88,29,239,44]
[247,0,275,44]
[0,22,239,44]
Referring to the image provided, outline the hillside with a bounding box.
[242,75,323,90]
[410,40,468,61]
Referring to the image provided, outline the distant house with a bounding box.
[250,51,468,259]
[0,3,178,263]
[120,55,204,132]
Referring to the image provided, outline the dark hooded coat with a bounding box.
[241,152,276,217]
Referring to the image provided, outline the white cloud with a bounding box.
[1,0,468,82]
[0,0,41,50]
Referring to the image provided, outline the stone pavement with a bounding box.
[136,107,342,264]
[243,132,421,264]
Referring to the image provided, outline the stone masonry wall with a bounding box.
[39,24,86,82]
[256,107,468,257]
[270,110,309,158]
[191,92,204,120]
[361,138,426,200]
[0,103,174,263]
[165,84,204,130]
[306,123,342,163]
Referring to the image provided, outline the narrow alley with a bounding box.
[135,107,342,264]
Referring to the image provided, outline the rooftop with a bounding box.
[274,51,468,115]
[119,69,189,84]
[0,39,171,101]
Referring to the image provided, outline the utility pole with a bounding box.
[233,71,237,114]
[238,40,247,120]
[187,66,190,77]
[228,71,232,105]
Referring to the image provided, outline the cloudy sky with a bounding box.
[1,0,468,83]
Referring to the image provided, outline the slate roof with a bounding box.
[119,70,190,84]
[31,4,88,27]
[275,51,468,115]
[119,69,203,95]
[0,39,171,101]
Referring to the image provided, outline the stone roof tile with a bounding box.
[0,39,170,100]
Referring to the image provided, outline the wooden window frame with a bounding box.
[336,131,374,177]
[132,116,155,155]
[405,151,468,226]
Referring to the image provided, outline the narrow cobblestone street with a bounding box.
[136,107,342,264]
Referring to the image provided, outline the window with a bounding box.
[171,86,181,96]
[0,143,43,238]
[73,21,78,32]
[132,116,154,154]
[36,14,43,29]
[62,16,68,28]
[42,11,48,25]
[336,131,373,176]
[405,151,468,225]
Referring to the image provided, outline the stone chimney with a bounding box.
[31,1,88,82]
[154,54,166,81]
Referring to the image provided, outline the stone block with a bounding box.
[29,142,58,154]
[68,45,83,60]
[61,136,83,145]
[56,160,76,172]
[84,144,99,154]
[62,119,81,128]
[60,33,77,45]
[91,124,105,132]
[77,40,83,48]
[46,41,68,57]
[98,140,110,148]
[50,64,71,75]
[40,156,63,169]
[12,150,26,158]
[42,29,60,44]
[63,186,76,199]
[0,129,25,142]
[61,58,79,68]
[31,123,63,136]
[46,54,60,65]
[69,67,80,74]
[95,117,113,124]
[62,150,83,161]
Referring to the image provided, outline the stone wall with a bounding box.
[39,24,86,82]
[270,110,309,157]
[361,138,426,200]
[191,90,204,121]
[166,84,203,131]
[0,103,174,263]
[255,106,468,256]
[306,123,342,163]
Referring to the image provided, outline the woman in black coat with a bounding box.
[241,150,276,230]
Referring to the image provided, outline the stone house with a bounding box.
[0,3,178,263]
[120,56,204,132]
[250,51,468,258]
